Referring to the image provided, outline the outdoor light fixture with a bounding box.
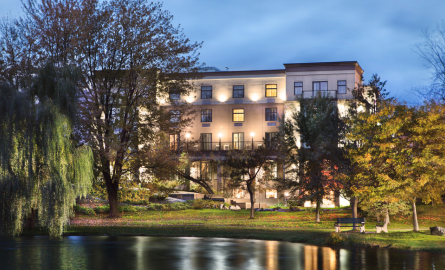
[218,95,227,103]
[251,94,259,102]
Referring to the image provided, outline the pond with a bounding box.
[0,236,443,270]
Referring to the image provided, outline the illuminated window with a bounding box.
[201,86,212,99]
[294,82,303,95]
[232,132,244,150]
[266,189,277,199]
[232,109,244,122]
[265,84,277,97]
[233,85,244,98]
[337,80,346,94]
[265,108,277,121]
[233,189,245,199]
[201,109,212,122]
[170,134,179,150]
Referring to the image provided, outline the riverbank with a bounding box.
[62,225,445,252]
[57,204,445,252]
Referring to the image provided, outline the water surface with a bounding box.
[0,236,443,270]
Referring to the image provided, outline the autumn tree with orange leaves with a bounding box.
[346,100,445,231]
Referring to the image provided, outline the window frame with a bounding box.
[233,85,244,98]
[201,109,212,122]
[265,108,277,121]
[294,82,303,95]
[169,110,180,123]
[337,80,347,94]
[265,84,277,97]
[313,81,328,92]
[232,132,244,150]
[232,108,245,122]
[201,86,212,99]
[201,133,212,151]
[169,134,179,150]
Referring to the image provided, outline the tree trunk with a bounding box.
[412,199,419,232]
[177,171,214,194]
[247,182,255,219]
[352,196,358,230]
[105,179,120,218]
[385,208,390,225]
[25,208,37,230]
[316,199,321,223]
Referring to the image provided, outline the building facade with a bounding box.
[162,61,363,207]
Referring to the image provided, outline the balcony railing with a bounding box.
[178,141,277,152]
[295,90,338,99]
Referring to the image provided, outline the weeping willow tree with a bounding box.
[0,63,94,236]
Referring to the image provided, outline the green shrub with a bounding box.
[74,205,96,216]
[287,200,299,208]
[119,205,145,212]
[325,232,345,245]
[94,205,110,214]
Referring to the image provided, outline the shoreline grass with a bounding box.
[19,204,445,252]
[57,204,445,252]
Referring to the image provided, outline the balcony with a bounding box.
[175,141,277,152]
[295,90,338,99]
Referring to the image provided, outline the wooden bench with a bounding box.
[334,218,365,233]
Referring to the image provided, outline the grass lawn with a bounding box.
[65,204,445,252]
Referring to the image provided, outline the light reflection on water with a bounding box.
[0,236,443,270]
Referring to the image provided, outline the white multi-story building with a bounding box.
[162,61,363,207]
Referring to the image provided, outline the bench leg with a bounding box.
[376,226,381,233]
[335,226,340,233]
[360,225,365,233]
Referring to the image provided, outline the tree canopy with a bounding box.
[0,63,94,236]
[279,93,346,222]
[0,0,202,217]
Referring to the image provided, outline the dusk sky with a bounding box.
[2,0,445,104]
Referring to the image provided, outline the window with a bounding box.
[265,108,277,121]
[170,134,179,150]
[233,85,244,98]
[201,86,212,99]
[233,109,244,122]
[266,189,277,199]
[201,133,212,151]
[265,132,277,149]
[232,132,244,150]
[170,110,180,123]
[294,82,303,95]
[338,80,346,94]
[313,81,328,93]
[233,189,245,199]
[169,89,180,100]
[265,84,277,97]
[265,132,277,142]
[201,109,212,122]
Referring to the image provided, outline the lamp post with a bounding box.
[218,133,222,150]
[250,132,255,150]
[186,133,190,151]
